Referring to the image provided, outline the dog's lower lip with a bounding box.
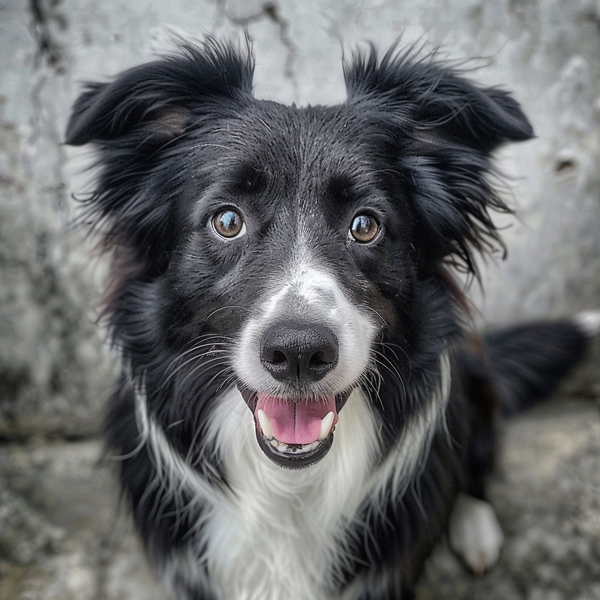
[256,432,334,469]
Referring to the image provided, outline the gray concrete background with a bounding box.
[1,0,600,598]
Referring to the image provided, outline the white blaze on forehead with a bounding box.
[234,254,378,398]
[262,285,292,320]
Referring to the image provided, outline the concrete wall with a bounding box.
[3,1,600,439]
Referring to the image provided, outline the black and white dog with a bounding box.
[66,40,598,600]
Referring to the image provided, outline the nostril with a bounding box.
[312,344,337,364]
[271,350,287,364]
[310,350,335,370]
[311,351,326,365]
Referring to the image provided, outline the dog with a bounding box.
[66,39,599,600]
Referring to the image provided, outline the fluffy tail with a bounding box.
[483,310,600,417]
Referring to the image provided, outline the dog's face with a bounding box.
[166,103,416,467]
[66,41,533,471]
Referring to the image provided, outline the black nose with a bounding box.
[260,322,339,383]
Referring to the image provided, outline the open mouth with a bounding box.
[238,388,351,469]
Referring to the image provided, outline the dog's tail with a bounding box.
[482,310,600,417]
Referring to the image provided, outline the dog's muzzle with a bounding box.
[239,322,350,469]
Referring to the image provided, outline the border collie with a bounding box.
[66,39,599,600]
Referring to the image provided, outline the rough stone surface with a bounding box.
[0,440,167,600]
[0,399,598,599]
[0,1,114,438]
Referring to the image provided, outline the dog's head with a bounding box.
[66,40,532,470]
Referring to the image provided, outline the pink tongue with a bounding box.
[256,393,337,445]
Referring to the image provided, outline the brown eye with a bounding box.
[212,209,246,239]
[349,214,380,243]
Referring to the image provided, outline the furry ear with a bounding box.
[65,40,254,278]
[344,45,534,274]
[65,39,254,146]
[66,79,191,147]
[344,44,533,152]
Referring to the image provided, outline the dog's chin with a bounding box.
[256,430,335,469]
[238,387,352,470]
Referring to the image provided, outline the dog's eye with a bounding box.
[212,209,246,239]
[349,214,380,243]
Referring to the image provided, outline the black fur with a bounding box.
[66,39,590,600]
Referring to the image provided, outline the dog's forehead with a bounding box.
[184,100,391,232]
[208,101,370,175]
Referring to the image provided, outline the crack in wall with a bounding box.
[261,2,296,81]
[28,0,66,73]
[216,0,298,94]
[26,0,70,217]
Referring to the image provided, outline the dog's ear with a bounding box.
[345,45,533,152]
[345,45,534,273]
[65,41,254,279]
[65,40,254,147]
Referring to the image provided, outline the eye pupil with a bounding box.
[350,214,380,243]
[213,209,244,238]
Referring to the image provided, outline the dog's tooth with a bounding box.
[257,409,274,439]
[319,411,335,441]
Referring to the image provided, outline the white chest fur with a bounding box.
[142,356,451,600]
[204,388,378,600]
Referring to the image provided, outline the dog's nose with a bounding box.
[260,323,339,383]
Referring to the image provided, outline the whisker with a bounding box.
[176,358,233,392]
[163,350,230,387]
[202,366,236,394]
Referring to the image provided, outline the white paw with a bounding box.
[448,494,504,575]
[574,309,600,338]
